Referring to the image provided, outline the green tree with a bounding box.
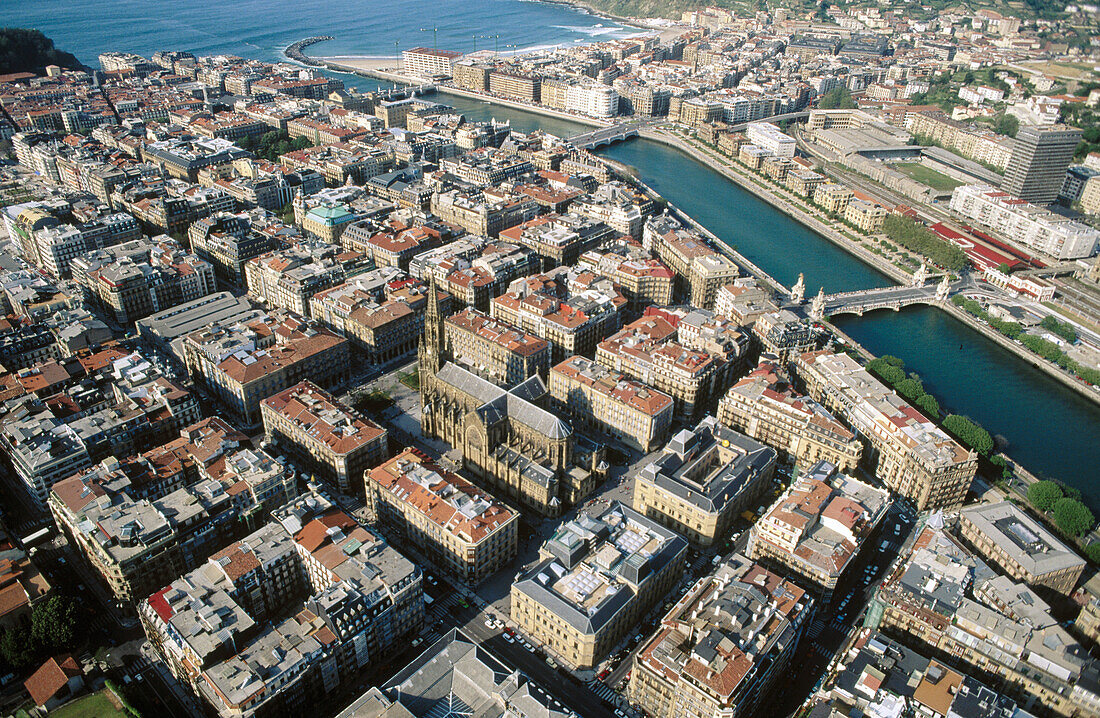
[1027,480,1064,511]
[895,377,925,402]
[989,455,1011,480]
[818,86,857,110]
[1086,543,1100,564]
[0,625,36,670]
[882,215,968,272]
[1040,315,1077,343]
[993,113,1020,138]
[915,394,940,418]
[1052,498,1095,537]
[943,414,994,455]
[31,595,80,652]
[997,263,1013,274]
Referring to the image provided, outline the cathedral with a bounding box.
[418,281,606,516]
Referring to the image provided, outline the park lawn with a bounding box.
[48,691,129,718]
[893,162,966,192]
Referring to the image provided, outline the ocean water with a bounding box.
[6,0,638,67]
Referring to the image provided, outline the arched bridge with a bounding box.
[566,123,639,149]
[819,282,957,317]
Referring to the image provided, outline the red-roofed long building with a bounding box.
[365,448,518,584]
[261,381,388,495]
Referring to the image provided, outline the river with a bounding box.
[425,93,1100,508]
[10,2,1100,507]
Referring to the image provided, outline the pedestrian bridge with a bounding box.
[566,123,639,149]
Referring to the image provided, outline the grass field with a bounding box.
[49,691,129,718]
[893,162,966,192]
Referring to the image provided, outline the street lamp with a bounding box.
[420,26,438,52]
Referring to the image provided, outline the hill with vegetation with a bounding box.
[553,0,1069,21]
[0,28,84,76]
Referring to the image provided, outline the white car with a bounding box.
[485,618,496,629]
[503,634,514,643]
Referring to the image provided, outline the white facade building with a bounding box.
[746,122,797,157]
[950,184,1100,260]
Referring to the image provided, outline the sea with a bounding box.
[5,0,639,67]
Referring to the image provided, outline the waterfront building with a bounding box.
[570,181,652,239]
[511,502,687,669]
[949,184,1100,260]
[796,350,976,511]
[643,215,739,310]
[182,310,349,428]
[445,307,550,388]
[140,492,422,718]
[748,460,889,592]
[419,288,606,515]
[1004,125,1082,205]
[634,416,775,546]
[845,198,888,232]
[261,381,388,495]
[630,555,811,718]
[550,355,674,453]
[814,183,853,215]
[365,448,518,585]
[958,501,1086,596]
[717,361,862,472]
[746,122,796,158]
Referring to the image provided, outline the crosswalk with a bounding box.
[586,678,619,703]
[807,619,826,639]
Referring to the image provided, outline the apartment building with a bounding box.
[445,307,550,388]
[140,492,422,718]
[1,405,91,510]
[578,245,675,311]
[244,244,351,317]
[182,311,350,428]
[570,181,652,239]
[511,503,687,669]
[189,212,279,290]
[491,270,626,363]
[634,416,775,547]
[876,523,1100,717]
[643,215,740,310]
[958,501,1086,596]
[596,314,731,420]
[498,213,617,271]
[845,198,888,232]
[550,355,674,453]
[261,381,388,495]
[366,448,518,585]
[950,184,1100,260]
[630,555,811,718]
[308,276,431,364]
[796,351,977,511]
[748,460,890,592]
[717,361,862,472]
[431,188,539,237]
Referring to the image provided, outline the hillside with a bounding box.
[0,28,84,76]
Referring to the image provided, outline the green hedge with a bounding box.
[882,215,968,272]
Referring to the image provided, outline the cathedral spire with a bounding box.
[419,275,445,378]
